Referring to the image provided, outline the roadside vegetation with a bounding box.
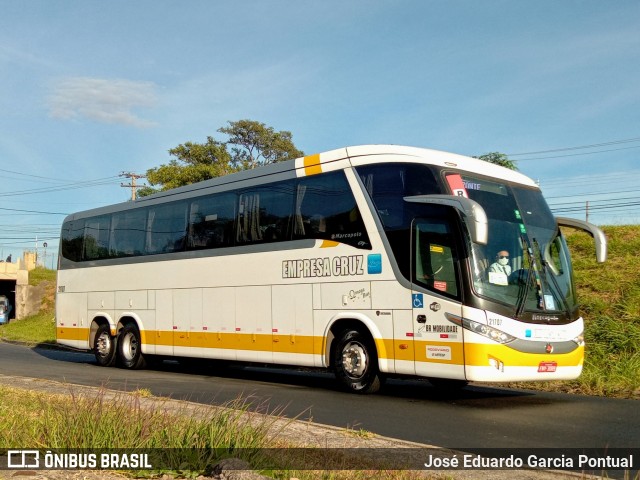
[0,267,56,344]
[0,385,428,479]
[0,227,638,398]
[504,225,640,398]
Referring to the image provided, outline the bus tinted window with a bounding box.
[236,181,295,245]
[61,219,85,262]
[188,193,236,249]
[59,170,372,263]
[110,209,147,257]
[358,163,440,230]
[146,202,188,254]
[84,215,111,260]
[294,171,370,249]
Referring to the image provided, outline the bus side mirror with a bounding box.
[404,195,488,245]
[556,217,607,263]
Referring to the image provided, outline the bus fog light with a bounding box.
[488,356,504,372]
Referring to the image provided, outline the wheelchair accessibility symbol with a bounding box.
[412,294,424,309]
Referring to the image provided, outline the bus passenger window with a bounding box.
[61,219,85,262]
[236,181,295,245]
[84,215,111,260]
[188,193,236,250]
[146,202,188,254]
[110,209,147,257]
[293,171,371,249]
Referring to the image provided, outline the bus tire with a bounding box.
[117,324,146,370]
[333,329,381,394]
[94,323,117,367]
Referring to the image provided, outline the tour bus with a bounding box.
[56,145,606,393]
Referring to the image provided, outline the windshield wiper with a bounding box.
[515,237,534,318]
[533,237,570,315]
[515,233,543,318]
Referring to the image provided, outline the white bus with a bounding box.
[56,145,606,393]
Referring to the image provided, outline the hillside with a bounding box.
[561,225,640,398]
[506,225,640,398]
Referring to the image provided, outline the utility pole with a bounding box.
[120,172,146,201]
[586,201,589,223]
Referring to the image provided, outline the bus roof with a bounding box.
[66,144,538,220]
[143,144,538,199]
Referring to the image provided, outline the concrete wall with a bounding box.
[0,261,19,279]
[16,281,48,320]
[2,252,46,320]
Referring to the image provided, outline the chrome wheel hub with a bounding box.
[96,333,111,357]
[341,341,367,378]
[121,333,138,361]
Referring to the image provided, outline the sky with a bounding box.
[1,0,639,267]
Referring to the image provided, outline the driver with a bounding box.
[489,250,512,276]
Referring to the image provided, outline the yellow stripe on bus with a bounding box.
[57,327,90,342]
[320,240,340,248]
[56,327,583,368]
[303,154,322,176]
[464,342,584,367]
[143,330,323,355]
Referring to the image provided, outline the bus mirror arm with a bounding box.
[556,217,607,263]
[403,195,488,245]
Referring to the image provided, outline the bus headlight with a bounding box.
[445,313,516,344]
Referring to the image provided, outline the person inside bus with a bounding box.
[489,250,511,275]
[488,250,511,285]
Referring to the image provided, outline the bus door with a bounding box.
[411,218,466,381]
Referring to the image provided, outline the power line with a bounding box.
[0,207,69,215]
[546,188,640,200]
[0,177,120,197]
[514,144,640,162]
[542,178,639,190]
[541,170,640,183]
[507,135,640,157]
[552,201,640,214]
[1,168,73,182]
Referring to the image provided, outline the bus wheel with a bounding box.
[334,329,381,394]
[94,323,117,367]
[117,324,146,370]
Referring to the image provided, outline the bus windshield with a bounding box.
[455,174,577,319]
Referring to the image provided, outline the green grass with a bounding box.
[0,385,278,476]
[0,310,56,345]
[566,226,640,397]
[0,266,57,344]
[28,266,57,286]
[0,385,432,479]
[506,226,640,398]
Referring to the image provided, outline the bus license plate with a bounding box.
[538,361,557,373]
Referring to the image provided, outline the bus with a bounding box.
[56,145,607,393]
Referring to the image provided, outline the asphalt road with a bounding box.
[1,342,638,451]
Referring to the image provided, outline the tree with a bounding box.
[141,120,304,195]
[218,119,304,170]
[142,137,233,196]
[474,152,518,170]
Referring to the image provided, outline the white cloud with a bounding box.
[48,77,158,128]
